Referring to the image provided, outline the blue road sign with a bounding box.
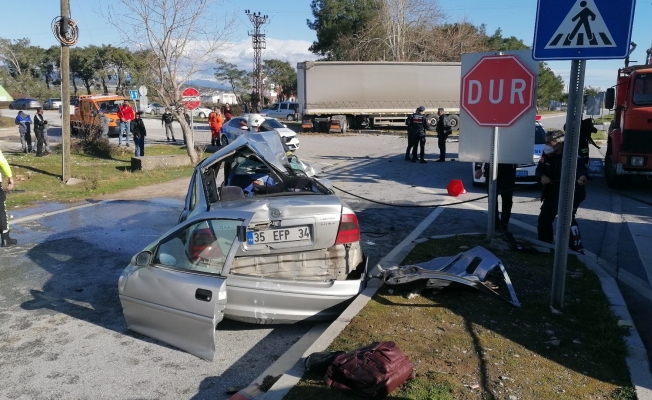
[533,0,636,60]
[129,90,139,100]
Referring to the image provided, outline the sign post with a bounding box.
[533,0,636,309]
[460,53,536,239]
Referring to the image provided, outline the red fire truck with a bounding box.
[604,44,652,189]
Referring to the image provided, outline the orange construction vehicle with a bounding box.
[604,43,652,189]
[70,94,130,137]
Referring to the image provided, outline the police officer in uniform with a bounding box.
[406,106,428,163]
[404,108,418,161]
[435,107,452,162]
[535,130,588,244]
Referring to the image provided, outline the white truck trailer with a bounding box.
[297,61,461,133]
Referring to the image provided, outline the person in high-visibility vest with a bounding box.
[208,107,224,146]
[0,149,17,247]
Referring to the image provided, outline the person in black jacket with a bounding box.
[405,106,429,163]
[535,130,588,244]
[435,108,452,162]
[33,108,48,157]
[404,108,418,161]
[131,111,147,157]
[161,109,177,142]
[475,163,517,232]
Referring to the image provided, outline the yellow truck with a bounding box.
[70,94,132,137]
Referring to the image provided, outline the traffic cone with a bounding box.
[447,179,466,197]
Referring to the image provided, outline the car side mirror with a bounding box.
[604,88,615,110]
[283,124,287,128]
[134,251,153,266]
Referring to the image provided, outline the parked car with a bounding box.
[188,106,212,119]
[143,102,166,115]
[261,101,299,120]
[118,130,366,360]
[43,98,62,110]
[8,98,42,110]
[472,120,547,186]
[220,115,300,150]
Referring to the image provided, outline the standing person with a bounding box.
[406,106,428,163]
[0,149,17,247]
[578,118,600,173]
[208,107,224,146]
[435,108,453,162]
[161,109,177,142]
[243,102,250,114]
[224,104,232,121]
[33,108,48,157]
[475,163,517,232]
[117,101,135,147]
[404,108,417,161]
[98,110,109,138]
[130,111,147,157]
[15,111,32,153]
[536,130,588,247]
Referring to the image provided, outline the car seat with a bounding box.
[228,174,253,191]
[220,186,245,201]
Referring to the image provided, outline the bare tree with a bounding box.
[106,0,236,164]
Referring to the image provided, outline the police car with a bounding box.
[472,118,547,186]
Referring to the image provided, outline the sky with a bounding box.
[0,0,650,91]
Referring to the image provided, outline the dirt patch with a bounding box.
[286,235,635,400]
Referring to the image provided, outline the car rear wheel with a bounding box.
[199,112,206,119]
[286,114,294,121]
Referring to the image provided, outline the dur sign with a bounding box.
[461,55,536,127]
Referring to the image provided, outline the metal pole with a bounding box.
[551,59,586,309]
[487,126,499,239]
[60,0,71,183]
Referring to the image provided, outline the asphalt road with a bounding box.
[1,121,651,398]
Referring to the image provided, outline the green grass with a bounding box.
[0,115,14,128]
[4,143,194,208]
[594,114,615,124]
[286,235,634,400]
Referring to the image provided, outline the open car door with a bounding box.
[118,212,254,360]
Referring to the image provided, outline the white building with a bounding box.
[200,91,238,104]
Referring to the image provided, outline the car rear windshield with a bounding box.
[535,124,546,144]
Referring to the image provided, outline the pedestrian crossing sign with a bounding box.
[533,0,636,60]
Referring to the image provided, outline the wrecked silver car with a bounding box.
[118,131,367,360]
[378,246,520,307]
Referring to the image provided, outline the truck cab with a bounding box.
[70,94,129,137]
[604,45,652,189]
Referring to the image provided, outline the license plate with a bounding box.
[516,170,529,177]
[247,226,310,245]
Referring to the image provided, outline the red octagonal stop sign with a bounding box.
[461,55,535,127]
[182,87,201,111]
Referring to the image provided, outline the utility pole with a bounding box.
[58,0,76,183]
[245,10,269,113]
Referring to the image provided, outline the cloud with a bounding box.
[194,38,318,81]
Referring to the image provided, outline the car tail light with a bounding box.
[535,115,542,121]
[335,213,360,245]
